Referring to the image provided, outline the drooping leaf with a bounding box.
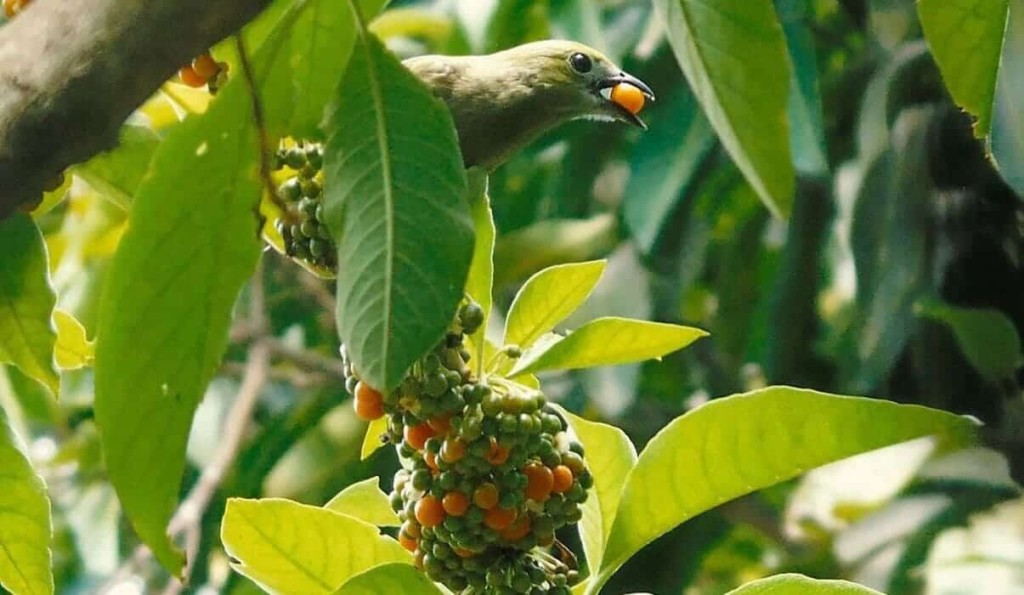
[0,406,53,595]
[463,169,495,377]
[653,0,794,217]
[558,407,637,571]
[622,89,715,254]
[222,498,410,595]
[334,563,441,595]
[589,387,977,592]
[0,213,59,397]
[360,416,390,460]
[990,4,1024,196]
[53,309,94,370]
[725,574,884,595]
[503,260,606,349]
[508,317,706,377]
[94,75,262,576]
[73,125,161,210]
[323,32,473,392]
[325,477,400,527]
[917,301,1023,382]
[917,0,1010,137]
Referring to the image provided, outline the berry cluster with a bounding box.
[341,300,591,594]
[271,140,336,271]
[178,52,229,93]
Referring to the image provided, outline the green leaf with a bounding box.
[0,213,58,397]
[492,215,618,290]
[591,387,978,592]
[622,89,715,254]
[917,301,1024,382]
[222,498,411,595]
[73,125,160,210]
[256,0,389,139]
[725,574,884,595]
[503,260,606,349]
[53,309,94,370]
[323,31,473,392]
[360,416,390,460]
[777,0,828,175]
[654,0,794,218]
[990,4,1024,196]
[0,406,53,595]
[334,563,441,595]
[918,0,1010,137]
[463,169,495,377]
[558,407,637,571]
[94,76,262,573]
[509,317,707,377]
[325,477,400,527]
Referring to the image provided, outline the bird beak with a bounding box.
[596,71,655,129]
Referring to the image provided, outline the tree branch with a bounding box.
[0,0,272,217]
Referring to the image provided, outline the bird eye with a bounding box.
[568,52,593,73]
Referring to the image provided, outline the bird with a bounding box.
[402,40,655,171]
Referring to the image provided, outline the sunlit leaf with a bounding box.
[917,301,1023,382]
[323,32,472,392]
[334,563,441,595]
[558,407,637,571]
[325,477,400,527]
[503,260,606,349]
[653,0,794,217]
[590,387,978,592]
[360,416,390,461]
[918,0,1010,137]
[509,317,706,377]
[0,213,58,397]
[223,498,410,595]
[73,125,160,210]
[725,574,884,594]
[463,169,495,377]
[53,309,94,370]
[0,406,52,595]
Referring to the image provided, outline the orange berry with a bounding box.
[441,438,466,463]
[178,65,206,88]
[473,482,499,510]
[610,82,646,115]
[353,381,385,421]
[404,423,435,451]
[424,450,439,471]
[398,532,418,553]
[442,491,470,516]
[483,505,516,531]
[191,52,220,80]
[500,514,532,542]
[552,465,574,494]
[427,413,452,434]
[486,439,509,466]
[3,0,20,18]
[415,494,445,527]
[523,463,554,502]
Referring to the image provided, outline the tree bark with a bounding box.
[0,0,272,217]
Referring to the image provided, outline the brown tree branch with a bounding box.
[0,0,272,217]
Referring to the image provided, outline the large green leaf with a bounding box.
[725,574,884,594]
[589,387,977,592]
[508,317,706,377]
[990,3,1024,196]
[0,213,58,397]
[73,125,160,210]
[622,89,715,254]
[325,477,400,527]
[917,301,1024,382]
[93,76,262,575]
[0,406,52,595]
[559,407,637,572]
[503,260,606,349]
[334,563,441,595]
[323,31,473,392]
[653,0,794,217]
[222,498,410,595]
[918,0,1010,137]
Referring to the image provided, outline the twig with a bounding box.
[266,338,347,380]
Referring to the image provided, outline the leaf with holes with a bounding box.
[323,32,472,392]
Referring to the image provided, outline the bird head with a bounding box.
[494,40,656,129]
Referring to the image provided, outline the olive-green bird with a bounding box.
[403,40,655,171]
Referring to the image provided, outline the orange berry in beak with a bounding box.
[610,83,646,115]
